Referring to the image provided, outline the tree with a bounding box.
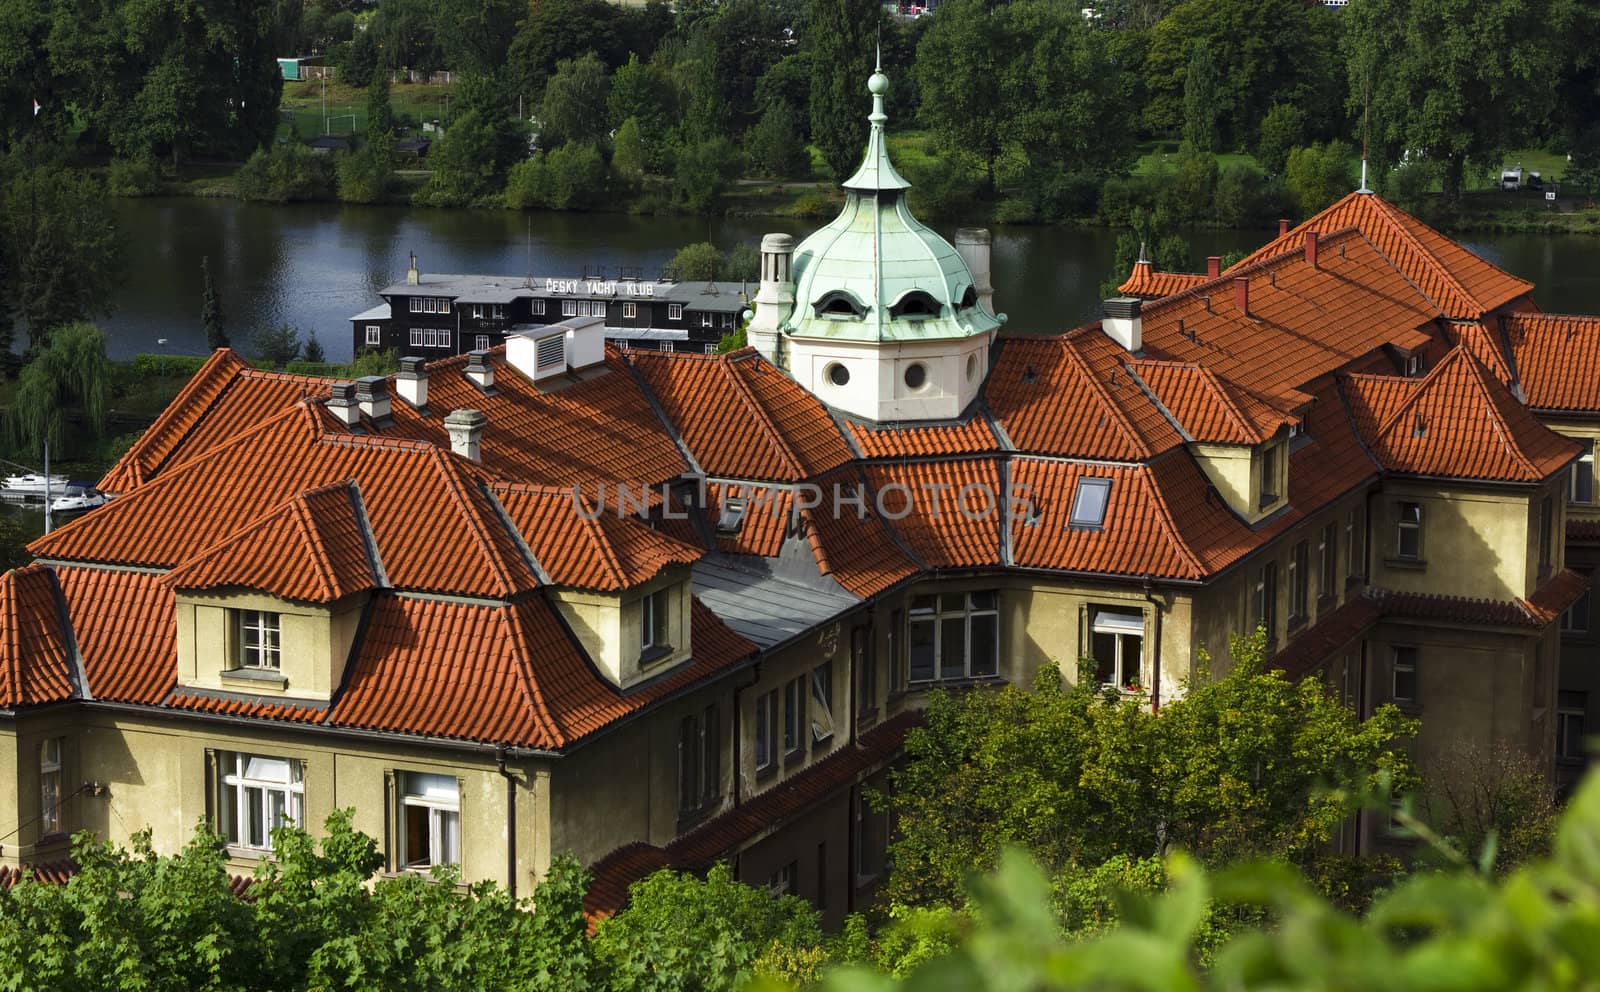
[880,629,1416,909]
[340,27,378,87]
[608,53,679,173]
[592,863,824,992]
[201,256,228,350]
[1284,140,1354,216]
[235,145,336,204]
[366,75,397,143]
[1420,741,1558,873]
[612,117,646,188]
[674,137,742,214]
[1101,209,1191,298]
[252,324,302,368]
[4,322,112,457]
[1,168,125,352]
[1345,0,1579,202]
[914,0,1002,192]
[416,72,526,207]
[1254,104,1308,177]
[430,0,521,77]
[808,0,880,181]
[303,330,326,364]
[663,242,725,282]
[541,53,612,149]
[1182,40,1220,153]
[746,100,811,180]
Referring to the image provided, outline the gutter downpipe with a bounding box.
[495,745,517,898]
[1143,576,1163,712]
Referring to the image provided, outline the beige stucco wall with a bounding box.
[175,589,366,700]
[1190,437,1286,525]
[551,569,693,687]
[1368,483,1537,601]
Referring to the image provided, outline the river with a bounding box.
[104,197,1599,365]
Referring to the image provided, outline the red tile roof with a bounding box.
[706,482,791,557]
[1132,360,1298,445]
[629,349,854,482]
[802,468,922,598]
[54,566,174,705]
[1449,320,1516,385]
[1343,348,1580,483]
[583,843,674,922]
[0,859,78,890]
[846,417,1000,459]
[862,459,1003,569]
[1520,568,1591,625]
[1118,260,1210,298]
[1231,192,1533,319]
[0,565,75,708]
[164,691,329,723]
[1272,595,1384,681]
[162,482,378,603]
[1502,314,1600,412]
[493,484,702,592]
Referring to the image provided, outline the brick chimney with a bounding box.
[445,408,487,462]
[1102,297,1143,353]
[355,376,391,422]
[466,350,495,391]
[1305,231,1320,271]
[326,381,360,427]
[1278,218,1291,237]
[1234,276,1251,317]
[1206,256,1221,278]
[396,356,428,409]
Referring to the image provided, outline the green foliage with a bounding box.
[340,28,378,88]
[608,54,679,174]
[1565,126,1600,200]
[1182,40,1220,153]
[336,135,397,204]
[201,255,228,351]
[302,331,326,365]
[1102,209,1190,297]
[252,324,302,368]
[902,153,983,220]
[1213,166,1287,229]
[1284,140,1355,217]
[725,242,760,283]
[236,145,336,204]
[592,863,823,992]
[5,322,113,457]
[106,152,162,197]
[1254,103,1308,176]
[674,137,742,214]
[542,53,613,149]
[663,242,725,282]
[130,353,208,378]
[746,100,811,180]
[808,0,880,180]
[1161,142,1220,223]
[2,167,126,352]
[366,75,397,144]
[0,512,30,572]
[417,72,528,207]
[1419,742,1558,873]
[612,118,646,189]
[505,144,609,210]
[880,629,1416,910]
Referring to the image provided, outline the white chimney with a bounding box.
[355,376,392,422]
[396,356,428,409]
[445,408,486,462]
[747,233,795,365]
[1102,297,1143,353]
[326,381,360,427]
[406,251,420,286]
[466,350,495,391]
[956,228,995,313]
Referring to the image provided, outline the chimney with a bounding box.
[955,228,996,313]
[445,408,487,462]
[1234,276,1251,317]
[355,376,391,422]
[1304,231,1320,270]
[1206,256,1221,278]
[396,356,428,409]
[406,251,420,286]
[1278,218,1291,237]
[465,350,495,391]
[326,381,360,427]
[1102,297,1143,353]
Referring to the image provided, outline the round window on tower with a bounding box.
[966,354,979,382]
[904,363,928,390]
[827,362,851,387]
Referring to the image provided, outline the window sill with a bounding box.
[220,668,288,691]
[755,763,777,784]
[811,733,835,755]
[1393,701,1422,716]
[1384,557,1427,571]
[1287,614,1309,634]
[224,845,274,862]
[638,645,673,667]
[784,749,807,770]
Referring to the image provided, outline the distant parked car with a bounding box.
[1501,167,1524,190]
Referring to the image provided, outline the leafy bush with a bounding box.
[505,143,608,210]
[612,117,645,190]
[335,136,395,204]
[235,145,336,204]
[903,154,982,220]
[662,242,724,282]
[745,100,811,181]
[1018,166,1102,222]
[1284,140,1355,217]
[674,137,742,214]
[1159,142,1220,224]
[130,354,208,379]
[1254,103,1308,176]
[107,152,162,197]
[1214,166,1287,229]
[1098,174,1162,227]
[790,191,833,219]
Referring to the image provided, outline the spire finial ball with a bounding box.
[867,70,889,96]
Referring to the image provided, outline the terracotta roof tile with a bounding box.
[1231,192,1533,319]
[1272,594,1384,682]
[630,350,854,482]
[1520,568,1590,625]
[1141,229,1442,407]
[1118,260,1211,298]
[162,482,377,603]
[802,467,921,597]
[164,691,328,723]
[54,565,174,704]
[1449,320,1516,385]
[846,417,1000,459]
[862,459,1003,569]
[1132,360,1298,444]
[493,484,702,591]
[1288,378,1381,508]
[583,842,673,921]
[0,565,75,708]
[1343,348,1580,483]
[1568,518,1600,543]
[0,859,78,890]
[706,482,791,557]
[1502,314,1600,412]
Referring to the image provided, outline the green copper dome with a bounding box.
[784,62,1002,343]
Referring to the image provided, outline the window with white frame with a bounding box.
[471,304,484,319]
[768,860,797,897]
[475,334,490,351]
[436,329,451,350]
[811,661,834,742]
[220,752,304,850]
[492,304,505,319]
[754,689,778,774]
[1558,691,1586,762]
[623,302,636,318]
[562,299,577,317]
[239,610,281,670]
[662,342,675,354]
[400,772,460,869]
[641,588,670,655]
[721,313,733,328]
[783,674,806,756]
[408,297,422,313]
[1090,608,1143,690]
[668,304,684,320]
[423,327,437,348]
[1572,440,1594,504]
[423,297,437,314]
[409,328,424,348]
[40,738,62,836]
[532,299,546,316]
[1392,645,1418,705]
[699,313,714,328]
[907,591,999,683]
[365,325,382,345]
[437,298,450,313]
[1396,502,1423,560]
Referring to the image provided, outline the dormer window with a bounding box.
[240,611,281,671]
[958,284,978,309]
[1069,478,1112,530]
[890,290,942,320]
[1405,353,1423,377]
[813,290,867,320]
[717,498,748,535]
[641,589,670,655]
[1258,444,1280,509]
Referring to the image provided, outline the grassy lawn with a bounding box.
[277,79,455,141]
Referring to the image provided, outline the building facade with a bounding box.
[2,72,1595,922]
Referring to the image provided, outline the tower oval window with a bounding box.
[827,363,851,387]
[903,363,928,390]
[966,354,978,382]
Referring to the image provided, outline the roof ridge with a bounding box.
[1372,352,1457,438]
[288,487,348,602]
[0,569,21,704]
[503,600,568,747]
[1139,454,1208,577]
[162,480,354,596]
[105,349,250,488]
[1367,198,1479,315]
[1063,341,1149,458]
[1456,348,1543,479]
[425,449,525,598]
[1193,364,1263,441]
[721,359,805,478]
[580,501,631,589]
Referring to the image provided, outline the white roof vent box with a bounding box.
[506,315,605,381]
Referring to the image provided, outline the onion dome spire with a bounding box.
[842,48,911,193]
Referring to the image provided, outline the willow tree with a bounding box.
[6,321,112,457]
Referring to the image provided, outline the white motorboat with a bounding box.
[50,485,108,515]
[2,472,70,498]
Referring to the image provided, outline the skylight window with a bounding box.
[717,498,748,535]
[1069,478,1112,530]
